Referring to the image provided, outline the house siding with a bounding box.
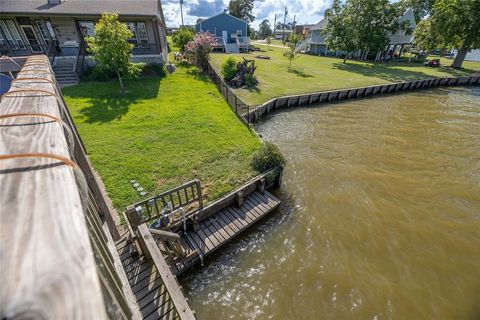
[196,13,247,43]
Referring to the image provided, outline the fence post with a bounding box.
[234,95,238,114]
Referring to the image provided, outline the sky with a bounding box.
[161,0,333,29]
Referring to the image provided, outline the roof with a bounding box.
[196,12,247,26]
[0,0,160,16]
[310,18,328,31]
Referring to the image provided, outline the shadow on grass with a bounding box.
[332,61,468,82]
[288,67,314,78]
[63,77,162,123]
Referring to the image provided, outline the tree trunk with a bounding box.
[452,41,469,69]
[116,70,125,93]
[343,52,347,64]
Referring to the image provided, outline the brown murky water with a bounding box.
[184,87,480,320]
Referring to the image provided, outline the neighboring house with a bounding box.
[295,24,314,39]
[196,12,249,53]
[272,29,293,40]
[0,0,169,65]
[303,8,416,59]
[303,19,328,55]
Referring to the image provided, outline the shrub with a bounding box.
[184,32,216,72]
[244,73,258,87]
[222,57,237,81]
[172,27,195,52]
[251,142,286,172]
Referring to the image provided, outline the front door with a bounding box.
[222,30,228,44]
[20,25,42,53]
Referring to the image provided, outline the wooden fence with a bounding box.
[246,75,480,122]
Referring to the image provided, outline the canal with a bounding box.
[185,87,480,319]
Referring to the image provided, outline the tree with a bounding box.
[429,0,480,68]
[413,19,437,52]
[228,0,255,23]
[258,19,273,39]
[323,0,357,63]
[172,27,195,52]
[324,0,405,63]
[184,32,216,72]
[266,37,272,46]
[86,12,142,92]
[283,34,302,70]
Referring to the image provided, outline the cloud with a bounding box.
[187,0,226,17]
[162,0,333,28]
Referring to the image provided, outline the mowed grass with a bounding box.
[210,44,480,105]
[63,65,261,211]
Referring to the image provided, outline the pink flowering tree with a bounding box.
[184,32,216,72]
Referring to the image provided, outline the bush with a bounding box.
[184,32,216,72]
[244,73,258,87]
[172,27,195,52]
[222,57,237,81]
[251,142,286,172]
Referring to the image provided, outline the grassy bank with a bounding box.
[63,65,261,211]
[210,44,480,105]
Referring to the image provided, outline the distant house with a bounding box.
[302,8,417,59]
[196,12,249,53]
[0,0,169,64]
[272,29,293,40]
[295,24,314,39]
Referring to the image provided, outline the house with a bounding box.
[272,28,294,40]
[295,24,314,39]
[196,12,250,53]
[0,0,169,67]
[302,8,416,59]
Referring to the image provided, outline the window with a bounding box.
[237,30,243,37]
[35,20,56,42]
[0,20,24,46]
[78,21,95,37]
[125,22,149,47]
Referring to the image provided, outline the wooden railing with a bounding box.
[0,55,139,319]
[136,224,197,320]
[125,179,203,231]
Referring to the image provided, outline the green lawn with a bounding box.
[210,45,480,105]
[63,65,261,211]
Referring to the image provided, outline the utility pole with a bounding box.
[273,14,278,38]
[293,14,296,34]
[282,6,288,42]
[180,0,184,27]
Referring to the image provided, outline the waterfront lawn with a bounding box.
[63,65,261,211]
[209,45,480,105]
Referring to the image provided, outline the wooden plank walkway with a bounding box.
[169,190,280,275]
[116,237,182,320]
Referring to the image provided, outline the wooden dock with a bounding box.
[172,190,280,275]
[124,169,283,277]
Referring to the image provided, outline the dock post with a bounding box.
[275,167,284,188]
[236,191,244,207]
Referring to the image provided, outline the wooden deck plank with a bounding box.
[194,227,215,253]
[214,213,237,237]
[217,210,242,234]
[202,217,226,246]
